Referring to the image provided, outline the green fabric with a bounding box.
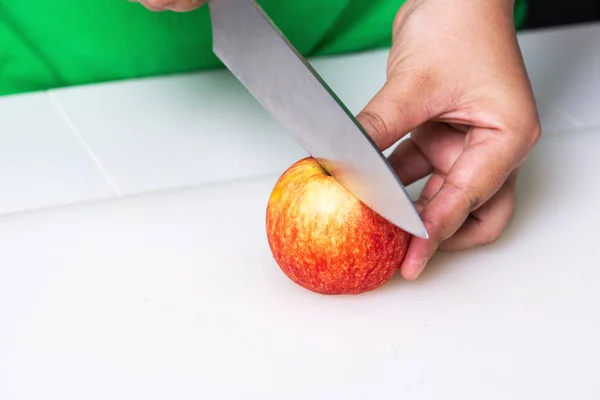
[0,0,527,97]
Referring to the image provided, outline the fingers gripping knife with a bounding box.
[207,0,428,239]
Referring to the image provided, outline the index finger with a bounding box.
[400,127,525,280]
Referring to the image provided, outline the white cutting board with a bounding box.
[1,125,599,399]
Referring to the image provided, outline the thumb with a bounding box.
[356,73,436,151]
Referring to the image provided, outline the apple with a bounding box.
[265,157,411,295]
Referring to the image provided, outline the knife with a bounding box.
[207,0,428,239]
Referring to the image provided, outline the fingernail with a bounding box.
[412,259,427,279]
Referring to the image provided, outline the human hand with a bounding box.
[356,0,541,280]
[132,0,205,12]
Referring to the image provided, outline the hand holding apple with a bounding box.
[265,157,411,295]
[355,0,540,280]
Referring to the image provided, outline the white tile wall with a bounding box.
[48,72,307,196]
[518,23,600,131]
[47,48,391,198]
[0,93,116,215]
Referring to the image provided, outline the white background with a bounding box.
[0,22,599,399]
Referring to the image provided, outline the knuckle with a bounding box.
[358,110,390,143]
[513,108,542,151]
[530,119,542,147]
[510,116,542,166]
[420,216,446,248]
[489,168,510,195]
[445,180,483,213]
[475,220,504,246]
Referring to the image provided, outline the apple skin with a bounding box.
[265,157,411,295]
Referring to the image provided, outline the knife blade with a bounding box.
[207,0,428,239]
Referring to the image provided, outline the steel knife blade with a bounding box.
[207,0,428,239]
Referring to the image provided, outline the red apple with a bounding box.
[265,157,411,295]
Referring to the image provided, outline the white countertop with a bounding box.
[0,22,599,399]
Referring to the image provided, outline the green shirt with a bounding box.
[0,0,527,97]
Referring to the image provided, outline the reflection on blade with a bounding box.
[208,0,428,238]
